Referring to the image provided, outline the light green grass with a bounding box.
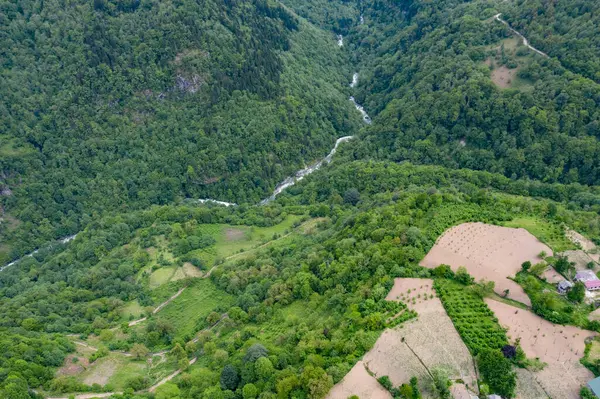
[77,354,142,388]
[121,300,145,320]
[192,215,301,264]
[149,267,176,289]
[154,279,234,341]
[105,357,147,390]
[588,340,600,362]
[484,37,536,91]
[502,217,576,252]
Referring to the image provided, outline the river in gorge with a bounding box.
[1,39,373,272]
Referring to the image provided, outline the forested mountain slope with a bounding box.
[350,0,600,186]
[504,0,600,82]
[0,0,359,263]
[285,0,600,187]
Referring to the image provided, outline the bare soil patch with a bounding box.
[182,263,203,277]
[225,228,245,241]
[332,279,478,397]
[56,354,90,377]
[490,64,518,88]
[514,367,547,399]
[486,299,593,399]
[566,229,599,264]
[326,361,391,399]
[541,266,563,284]
[566,229,596,252]
[562,250,597,271]
[421,222,553,307]
[450,383,475,399]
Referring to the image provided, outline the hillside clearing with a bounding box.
[152,279,233,341]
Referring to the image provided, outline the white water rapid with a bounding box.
[350,96,371,124]
[259,136,354,205]
[197,199,237,207]
[2,36,372,272]
[0,234,78,272]
[350,73,359,88]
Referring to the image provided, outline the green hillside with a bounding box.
[3,0,600,398]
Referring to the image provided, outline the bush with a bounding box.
[220,364,240,391]
[244,343,268,363]
[477,349,516,398]
[377,375,393,391]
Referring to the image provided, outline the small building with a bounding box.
[586,280,600,291]
[488,395,503,399]
[557,280,573,294]
[575,270,599,283]
[587,375,600,397]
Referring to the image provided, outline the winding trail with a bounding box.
[127,286,187,327]
[36,25,368,399]
[148,357,197,392]
[53,316,227,399]
[47,393,120,399]
[73,341,169,359]
[494,13,548,58]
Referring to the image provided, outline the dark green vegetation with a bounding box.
[378,375,422,399]
[434,278,517,398]
[517,268,595,329]
[0,0,359,264]
[435,280,508,355]
[504,0,600,81]
[477,349,517,398]
[287,0,600,187]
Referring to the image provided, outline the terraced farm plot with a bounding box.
[326,361,391,399]
[566,229,597,252]
[514,368,547,399]
[562,250,597,271]
[486,299,594,399]
[330,279,478,398]
[421,222,553,306]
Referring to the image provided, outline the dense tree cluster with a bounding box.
[0,331,73,398]
[505,0,600,82]
[0,159,599,396]
[286,0,600,191]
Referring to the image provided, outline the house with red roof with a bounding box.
[585,280,600,291]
